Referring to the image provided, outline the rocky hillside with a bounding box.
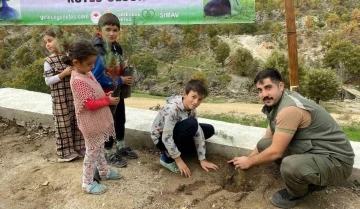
[0,0,359,102]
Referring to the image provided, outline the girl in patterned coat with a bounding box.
[65,40,122,195]
[43,29,85,162]
[150,79,219,177]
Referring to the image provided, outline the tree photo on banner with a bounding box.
[203,0,255,23]
[0,0,255,25]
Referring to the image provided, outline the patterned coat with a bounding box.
[150,95,206,161]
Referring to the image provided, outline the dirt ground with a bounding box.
[1,116,360,209]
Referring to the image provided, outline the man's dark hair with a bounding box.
[98,13,120,29]
[254,68,283,85]
[185,79,209,98]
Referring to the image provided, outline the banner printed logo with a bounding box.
[91,11,101,24]
[142,9,155,19]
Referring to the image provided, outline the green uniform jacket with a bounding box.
[262,90,354,165]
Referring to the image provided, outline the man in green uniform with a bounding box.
[228,68,354,208]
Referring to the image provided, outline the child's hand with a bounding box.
[59,67,73,79]
[64,66,73,75]
[106,91,113,96]
[174,157,191,178]
[109,96,120,105]
[121,76,133,85]
[200,160,219,172]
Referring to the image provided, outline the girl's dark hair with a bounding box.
[254,68,283,84]
[98,13,120,29]
[44,28,71,54]
[44,28,63,38]
[185,79,209,98]
[62,40,98,66]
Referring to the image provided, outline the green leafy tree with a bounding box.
[258,21,272,34]
[209,37,219,51]
[160,27,169,46]
[4,58,50,93]
[181,25,192,35]
[0,27,6,44]
[149,35,159,48]
[237,24,258,35]
[327,13,340,28]
[219,24,237,37]
[215,42,230,67]
[302,68,340,104]
[270,23,283,39]
[310,0,320,9]
[0,47,10,70]
[14,46,34,67]
[263,51,290,86]
[351,8,360,22]
[119,24,140,61]
[206,25,218,38]
[228,47,255,76]
[191,71,209,89]
[321,33,339,50]
[129,53,157,79]
[305,16,315,30]
[184,33,198,49]
[323,40,360,75]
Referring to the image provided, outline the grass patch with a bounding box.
[132,91,166,100]
[176,55,202,68]
[200,112,360,142]
[200,113,268,128]
[203,96,228,103]
[342,122,360,142]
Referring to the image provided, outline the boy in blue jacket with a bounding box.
[91,13,138,168]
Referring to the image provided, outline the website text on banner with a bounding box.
[0,0,255,25]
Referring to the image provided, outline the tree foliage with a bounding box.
[129,53,158,79]
[206,25,218,38]
[191,71,209,89]
[228,47,256,76]
[326,13,340,28]
[323,40,360,75]
[237,24,258,35]
[184,33,198,49]
[209,37,219,51]
[263,51,290,87]
[302,68,340,104]
[4,58,50,93]
[215,42,230,67]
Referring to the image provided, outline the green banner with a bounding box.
[0,0,255,25]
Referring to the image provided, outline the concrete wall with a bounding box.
[1,88,359,171]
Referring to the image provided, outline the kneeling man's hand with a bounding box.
[200,160,219,172]
[228,157,251,170]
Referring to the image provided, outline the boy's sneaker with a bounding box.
[105,152,127,168]
[117,147,138,159]
[83,181,107,195]
[270,188,309,208]
[100,169,123,181]
[160,158,180,173]
[58,153,79,163]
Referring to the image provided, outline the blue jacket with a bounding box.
[91,36,123,91]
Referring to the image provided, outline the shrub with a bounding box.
[301,68,340,104]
